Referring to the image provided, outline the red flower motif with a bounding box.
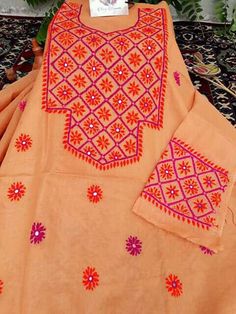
[124,139,136,154]
[112,64,129,82]
[173,143,186,157]
[7,182,26,201]
[196,160,209,172]
[128,52,142,68]
[108,150,122,161]
[199,245,215,255]
[126,111,139,125]
[166,185,179,200]
[49,71,59,85]
[152,87,160,100]
[193,199,208,213]
[141,26,156,35]
[99,77,113,93]
[83,145,97,158]
[18,100,26,112]
[85,34,102,48]
[72,44,86,59]
[140,68,154,85]
[146,187,162,200]
[82,266,99,291]
[15,134,32,152]
[183,179,199,195]
[56,85,73,101]
[87,185,103,203]
[85,89,101,107]
[173,204,189,215]
[57,56,74,74]
[113,37,130,52]
[127,81,141,96]
[154,56,163,71]
[72,74,87,88]
[165,274,183,297]
[96,135,110,150]
[50,44,59,57]
[83,118,100,135]
[97,107,111,121]
[142,39,156,55]
[99,47,114,63]
[112,93,128,111]
[178,160,191,175]
[71,102,86,117]
[210,192,221,206]
[86,59,102,78]
[159,163,174,180]
[203,175,216,188]
[139,96,153,113]
[110,123,126,140]
[0,280,3,294]
[58,32,74,46]
[70,130,83,145]
[30,222,46,244]
[129,31,142,40]
[125,235,142,256]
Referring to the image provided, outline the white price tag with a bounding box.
[89,0,129,17]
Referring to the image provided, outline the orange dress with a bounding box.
[0,1,236,313]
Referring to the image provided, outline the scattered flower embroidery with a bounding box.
[199,245,215,255]
[125,235,142,256]
[30,222,46,244]
[7,182,26,201]
[82,266,99,290]
[15,134,32,152]
[0,280,3,294]
[174,71,180,86]
[18,100,27,112]
[87,185,103,203]
[165,274,183,297]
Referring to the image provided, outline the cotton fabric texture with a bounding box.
[0,1,236,313]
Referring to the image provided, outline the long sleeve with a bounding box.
[132,88,236,252]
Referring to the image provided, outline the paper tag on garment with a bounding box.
[89,0,129,17]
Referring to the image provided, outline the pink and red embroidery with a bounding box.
[82,266,99,291]
[42,2,168,170]
[87,185,103,203]
[0,280,3,294]
[7,182,26,201]
[142,138,229,230]
[15,134,32,152]
[30,222,46,244]
[18,100,27,112]
[165,274,183,297]
[173,71,180,86]
[125,235,142,256]
[199,245,215,255]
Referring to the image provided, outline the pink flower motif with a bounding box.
[174,71,180,86]
[125,235,142,256]
[18,100,27,112]
[199,245,215,256]
[30,222,46,244]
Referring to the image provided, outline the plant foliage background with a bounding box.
[23,0,236,44]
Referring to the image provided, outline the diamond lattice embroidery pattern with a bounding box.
[142,138,229,230]
[42,2,168,169]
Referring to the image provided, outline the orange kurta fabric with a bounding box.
[0,1,236,313]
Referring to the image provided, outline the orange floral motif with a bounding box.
[183,179,199,195]
[58,32,74,46]
[128,52,142,67]
[154,56,163,71]
[203,175,216,188]
[124,139,136,154]
[159,163,174,180]
[71,102,86,117]
[113,37,130,52]
[97,107,111,121]
[165,274,183,297]
[178,160,191,175]
[99,77,113,93]
[108,151,122,161]
[110,123,126,140]
[87,185,103,203]
[112,93,128,111]
[86,59,103,78]
[96,135,110,150]
[57,56,74,74]
[127,81,141,96]
[73,74,86,88]
[72,44,87,59]
[140,68,154,85]
[129,31,142,40]
[139,96,153,113]
[7,182,26,201]
[82,266,99,290]
[70,130,83,145]
[166,185,179,200]
[83,145,97,158]
[85,89,101,107]
[173,204,189,215]
[142,39,156,55]
[152,87,160,99]
[193,199,208,213]
[147,187,162,200]
[112,64,129,82]
[99,47,114,63]
[15,134,32,152]
[56,85,73,101]
[49,71,59,85]
[126,111,139,125]
[210,192,221,206]
[196,160,209,172]
[50,44,59,57]
[83,118,100,135]
[85,34,102,48]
